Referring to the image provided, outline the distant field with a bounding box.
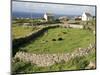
[12,25,39,39]
[19,27,95,54]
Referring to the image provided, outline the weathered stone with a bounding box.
[14,43,95,67]
[85,61,96,69]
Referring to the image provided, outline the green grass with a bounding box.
[19,27,95,53]
[12,25,39,39]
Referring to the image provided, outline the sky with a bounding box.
[12,1,96,16]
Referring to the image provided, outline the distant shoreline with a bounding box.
[12,11,81,19]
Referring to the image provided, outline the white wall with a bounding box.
[44,13,48,21]
[82,13,87,21]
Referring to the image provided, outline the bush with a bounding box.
[52,39,56,41]
[12,60,35,74]
[58,37,63,41]
[12,61,26,73]
[77,60,89,69]
[68,56,89,69]
[55,19,60,23]
[62,31,67,34]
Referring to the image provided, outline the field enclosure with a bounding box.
[18,27,95,54]
[12,1,96,74]
[12,26,96,73]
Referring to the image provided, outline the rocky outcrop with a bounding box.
[14,44,95,67]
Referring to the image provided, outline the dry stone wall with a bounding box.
[13,25,59,56]
[13,25,59,47]
[14,44,95,67]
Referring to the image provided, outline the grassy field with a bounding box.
[12,26,95,74]
[19,27,95,54]
[12,25,39,39]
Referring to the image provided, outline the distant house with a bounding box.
[82,12,93,21]
[59,16,69,28]
[59,16,68,20]
[75,16,82,21]
[44,13,54,21]
[59,16,69,22]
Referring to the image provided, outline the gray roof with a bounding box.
[85,12,92,17]
[45,13,53,16]
[59,16,68,20]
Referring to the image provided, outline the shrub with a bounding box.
[77,60,89,69]
[52,39,56,41]
[68,56,89,69]
[12,61,35,74]
[58,37,63,41]
[62,31,67,34]
[45,40,48,42]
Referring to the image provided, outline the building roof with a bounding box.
[59,16,68,20]
[45,13,53,16]
[84,12,92,17]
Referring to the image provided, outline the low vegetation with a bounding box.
[12,19,96,74]
[12,25,39,39]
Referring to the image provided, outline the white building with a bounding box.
[82,12,92,21]
[44,13,54,21]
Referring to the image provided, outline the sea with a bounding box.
[12,12,80,19]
